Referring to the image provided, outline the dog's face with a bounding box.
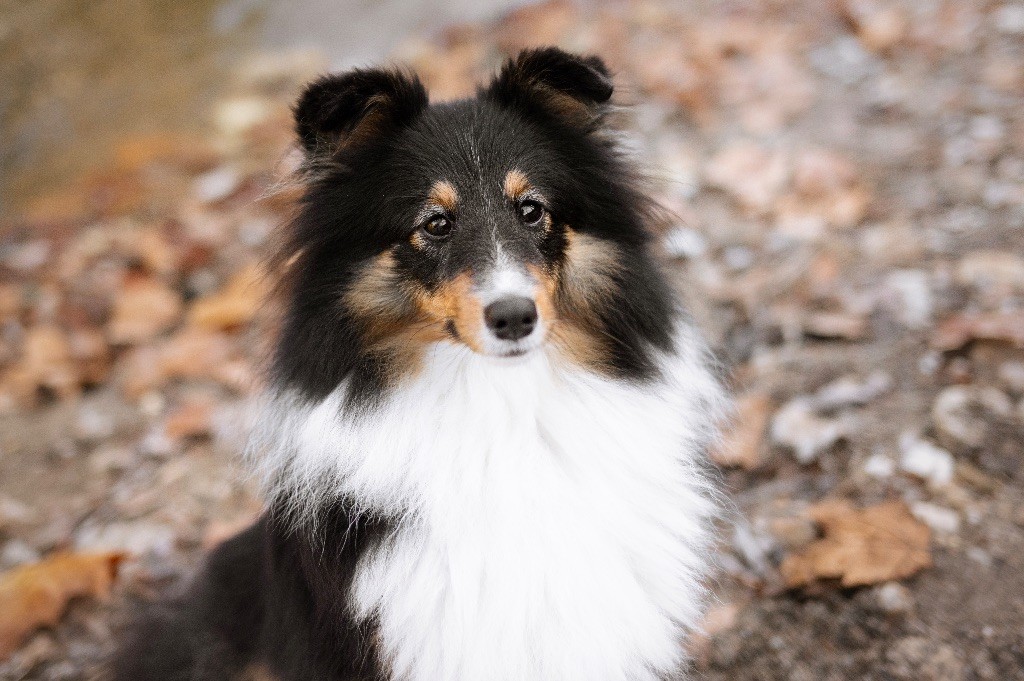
[348,108,570,361]
[276,49,675,402]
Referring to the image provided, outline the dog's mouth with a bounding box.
[491,344,535,360]
[481,330,547,360]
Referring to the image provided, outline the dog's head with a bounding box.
[274,48,676,403]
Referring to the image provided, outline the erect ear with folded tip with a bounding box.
[484,47,614,127]
[293,68,428,157]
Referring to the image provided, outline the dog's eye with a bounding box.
[517,200,546,226]
[421,215,453,239]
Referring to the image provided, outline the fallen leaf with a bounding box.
[0,552,124,660]
[955,251,1024,293]
[780,500,931,588]
[119,225,181,276]
[839,0,908,52]
[711,393,771,469]
[771,397,853,464]
[188,264,269,331]
[163,398,216,440]
[687,601,742,663]
[107,277,183,345]
[931,311,1024,351]
[705,142,789,214]
[1,326,81,406]
[67,327,111,385]
[118,328,245,396]
[803,311,870,340]
[774,150,872,237]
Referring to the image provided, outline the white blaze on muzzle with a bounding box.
[475,251,545,353]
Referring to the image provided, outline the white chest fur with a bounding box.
[257,333,724,681]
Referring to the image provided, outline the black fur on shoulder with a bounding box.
[113,504,393,681]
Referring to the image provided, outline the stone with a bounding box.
[931,386,1013,453]
[813,371,892,410]
[193,166,240,204]
[874,581,914,614]
[995,4,1024,35]
[0,540,41,570]
[881,270,932,330]
[771,397,852,464]
[899,434,954,487]
[74,521,176,558]
[910,501,960,535]
[863,452,896,478]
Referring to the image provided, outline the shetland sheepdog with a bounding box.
[113,47,726,681]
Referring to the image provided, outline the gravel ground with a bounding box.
[1,1,1023,679]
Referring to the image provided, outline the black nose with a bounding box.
[484,297,538,341]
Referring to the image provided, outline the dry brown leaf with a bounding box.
[67,327,111,385]
[188,264,269,331]
[1,326,82,406]
[119,226,181,276]
[0,552,124,660]
[774,150,872,237]
[118,328,245,396]
[839,0,908,52]
[704,142,789,214]
[163,398,215,440]
[780,500,931,588]
[711,393,771,469]
[804,311,870,340]
[932,311,1024,351]
[107,277,183,345]
[687,601,742,664]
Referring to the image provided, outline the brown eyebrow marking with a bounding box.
[503,169,531,200]
[428,180,459,213]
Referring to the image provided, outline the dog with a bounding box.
[113,47,726,681]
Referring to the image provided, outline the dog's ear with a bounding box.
[484,48,613,126]
[293,68,428,156]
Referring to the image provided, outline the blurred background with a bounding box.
[1,1,1023,679]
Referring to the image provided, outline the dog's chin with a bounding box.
[490,348,533,361]
[478,335,546,362]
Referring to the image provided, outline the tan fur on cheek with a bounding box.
[560,228,622,311]
[549,321,611,373]
[345,251,409,337]
[526,264,557,332]
[415,273,485,353]
[549,228,624,374]
[345,251,446,382]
